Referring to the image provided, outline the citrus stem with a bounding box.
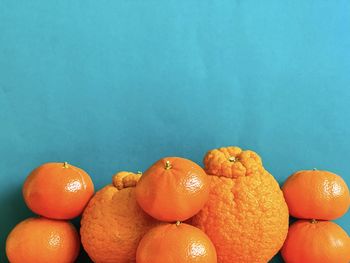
[176,221,181,226]
[165,160,172,170]
[310,219,317,224]
[312,168,317,171]
[228,156,237,162]
[63,162,69,168]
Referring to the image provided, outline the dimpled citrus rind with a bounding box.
[191,170,289,263]
[80,184,160,263]
[204,146,264,178]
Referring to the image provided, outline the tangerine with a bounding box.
[6,217,80,263]
[136,221,217,263]
[135,157,210,221]
[23,162,94,219]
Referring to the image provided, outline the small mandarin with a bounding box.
[6,217,80,263]
[135,157,210,222]
[282,169,350,220]
[281,220,350,263]
[23,162,94,220]
[136,222,217,263]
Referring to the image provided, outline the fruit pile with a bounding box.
[6,162,94,263]
[5,146,350,263]
[281,169,350,263]
[81,157,217,263]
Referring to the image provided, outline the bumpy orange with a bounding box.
[80,171,161,263]
[6,217,80,263]
[281,220,350,263]
[191,146,289,263]
[23,162,94,219]
[136,222,217,263]
[282,169,350,220]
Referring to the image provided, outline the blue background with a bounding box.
[1,1,349,262]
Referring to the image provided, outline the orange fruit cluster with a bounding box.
[282,169,350,263]
[6,162,94,263]
[135,157,217,263]
[6,148,349,263]
[80,157,217,263]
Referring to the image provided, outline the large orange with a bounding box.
[136,222,217,263]
[135,157,210,222]
[23,162,94,219]
[6,217,80,263]
[80,171,162,263]
[191,146,289,263]
[281,220,350,263]
[282,169,350,220]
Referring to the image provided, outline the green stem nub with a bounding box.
[165,160,172,170]
[176,221,181,226]
[63,162,69,168]
[311,219,317,224]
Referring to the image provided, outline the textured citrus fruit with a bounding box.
[136,222,217,263]
[135,157,210,221]
[6,217,80,263]
[80,171,161,263]
[191,146,289,263]
[281,220,350,263]
[282,169,350,220]
[23,162,94,219]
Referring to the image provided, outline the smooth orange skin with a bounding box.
[23,162,94,220]
[135,157,210,222]
[282,170,350,220]
[6,217,80,263]
[80,171,162,263]
[281,220,350,263]
[191,146,289,263]
[136,223,217,263]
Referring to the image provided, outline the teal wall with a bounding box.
[1,1,349,262]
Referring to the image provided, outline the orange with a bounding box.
[281,219,350,263]
[80,171,162,263]
[23,162,94,219]
[136,222,217,263]
[135,157,210,221]
[282,169,350,220]
[6,217,80,263]
[191,146,289,263]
